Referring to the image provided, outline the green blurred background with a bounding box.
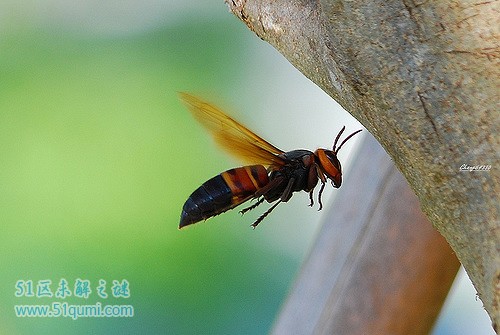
[0,1,493,334]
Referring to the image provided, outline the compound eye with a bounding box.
[326,152,341,170]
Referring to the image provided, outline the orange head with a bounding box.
[314,126,362,188]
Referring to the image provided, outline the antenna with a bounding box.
[332,126,346,152]
[335,129,363,154]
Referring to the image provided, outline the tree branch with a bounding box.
[227,0,499,329]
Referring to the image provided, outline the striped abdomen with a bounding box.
[180,165,269,228]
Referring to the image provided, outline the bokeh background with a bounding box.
[0,1,494,334]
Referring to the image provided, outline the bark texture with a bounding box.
[226,0,499,329]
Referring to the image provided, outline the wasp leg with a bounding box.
[307,161,319,208]
[280,177,295,202]
[251,200,282,229]
[254,176,284,198]
[314,165,328,211]
[240,197,265,215]
[317,181,326,211]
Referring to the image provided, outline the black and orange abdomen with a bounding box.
[180,165,269,228]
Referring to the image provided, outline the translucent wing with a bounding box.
[179,92,285,166]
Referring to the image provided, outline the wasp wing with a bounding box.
[179,92,285,166]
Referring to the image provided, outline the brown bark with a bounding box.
[226,0,499,329]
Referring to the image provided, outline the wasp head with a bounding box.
[314,127,362,188]
[314,149,342,187]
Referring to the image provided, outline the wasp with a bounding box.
[179,93,361,229]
